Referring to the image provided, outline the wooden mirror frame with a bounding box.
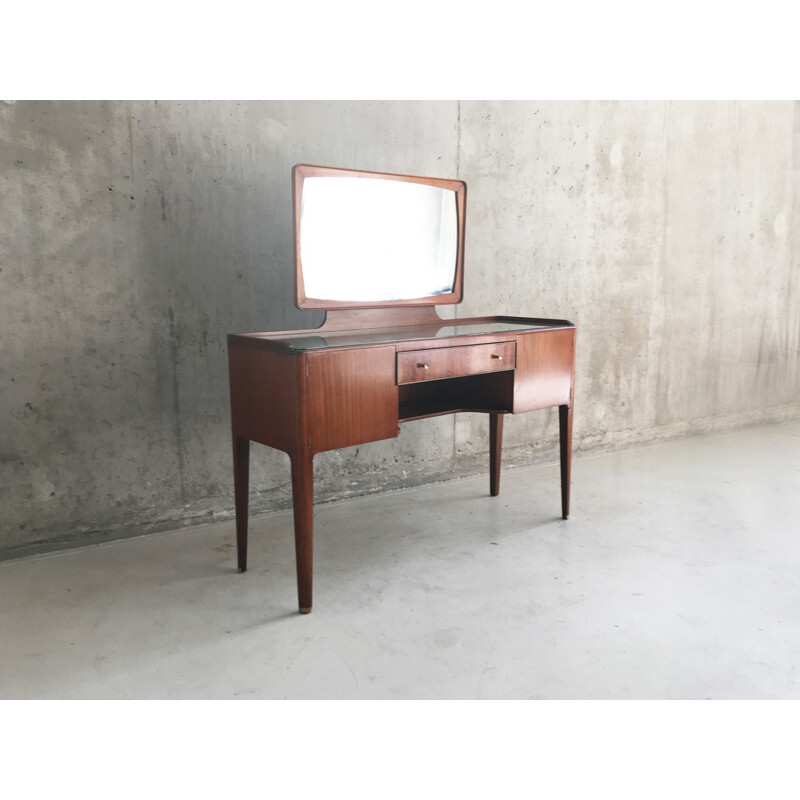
[292,163,466,311]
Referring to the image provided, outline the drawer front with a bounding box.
[397,341,516,384]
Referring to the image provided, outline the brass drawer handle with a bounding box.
[417,363,429,369]
[491,354,503,360]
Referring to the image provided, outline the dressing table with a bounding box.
[228,164,576,613]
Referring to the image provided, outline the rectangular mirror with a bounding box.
[293,164,466,310]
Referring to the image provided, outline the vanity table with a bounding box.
[228,164,576,613]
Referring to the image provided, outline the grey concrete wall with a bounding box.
[2,100,799,557]
[457,100,800,459]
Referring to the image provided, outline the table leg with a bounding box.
[233,436,250,573]
[489,412,504,497]
[559,404,573,520]
[291,452,314,614]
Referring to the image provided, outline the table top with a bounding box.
[230,315,574,353]
[277,320,563,351]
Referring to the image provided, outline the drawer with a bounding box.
[397,341,516,385]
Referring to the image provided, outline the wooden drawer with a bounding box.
[397,341,516,385]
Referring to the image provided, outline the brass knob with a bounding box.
[418,363,429,369]
[491,354,503,360]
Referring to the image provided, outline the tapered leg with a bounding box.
[559,404,573,520]
[290,452,315,614]
[489,412,504,497]
[233,436,250,573]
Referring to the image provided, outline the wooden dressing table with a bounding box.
[228,165,576,613]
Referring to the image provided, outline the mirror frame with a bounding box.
[293,163,466,311]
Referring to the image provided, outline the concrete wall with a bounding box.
[2,100,799,558]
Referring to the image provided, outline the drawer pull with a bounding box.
[491,354,503,360]
[418,363,429,369]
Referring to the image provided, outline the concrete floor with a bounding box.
[2,420,799,700]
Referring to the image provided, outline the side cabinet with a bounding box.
[228,344,302,454]
[512,328,575,413]
[304,345,399,455]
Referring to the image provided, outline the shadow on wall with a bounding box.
[1,101,311,557]
[135,102,311,528]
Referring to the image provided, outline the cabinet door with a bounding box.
[305,346,399,454]
[512,329,575,413]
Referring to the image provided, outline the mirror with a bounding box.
[293,164,466,310]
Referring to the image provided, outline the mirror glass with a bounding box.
[298,176,459,303]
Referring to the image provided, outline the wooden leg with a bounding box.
[233,436,250,573]
[290,452,314,614]
[559,404,573,520]
[489,412,504,497]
